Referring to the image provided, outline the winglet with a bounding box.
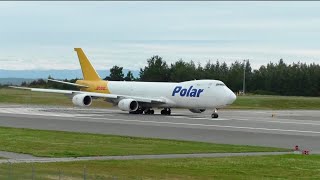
[74,48,101,81]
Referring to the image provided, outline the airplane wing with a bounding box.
[9,86,166,104]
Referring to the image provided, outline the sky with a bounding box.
[0,1,320,71]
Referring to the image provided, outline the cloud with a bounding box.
[0,41,318,70]
[0,2,319,70]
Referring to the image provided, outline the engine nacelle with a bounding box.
[118,99,139,111]
[189,109,206,113]
[72,94,92,107]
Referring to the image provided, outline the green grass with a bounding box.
[0,127,287,157]
[1,88,320,109]
[0,154,319,179]
[0,88,112,108]
[228,94,320,110]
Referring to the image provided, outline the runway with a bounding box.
[0,104,319,153]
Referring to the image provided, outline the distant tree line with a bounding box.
[0,84,6,88]
[15,56,320,97]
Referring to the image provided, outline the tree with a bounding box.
[244,60,253,92]
[124,71,134,81]
[21,81,27,86]
[106,66,124,81]
[169,60,197,82]
[227,61,244,92]
[139,56,170,82]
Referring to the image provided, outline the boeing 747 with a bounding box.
[11,48,236,118]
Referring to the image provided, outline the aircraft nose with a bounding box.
[227,89,237,104]
[230,91,237,103]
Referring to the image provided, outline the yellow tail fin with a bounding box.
[74,48,101,81]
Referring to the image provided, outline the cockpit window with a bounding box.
[216,83,225,86]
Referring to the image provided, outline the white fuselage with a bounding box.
[107,79,236,109]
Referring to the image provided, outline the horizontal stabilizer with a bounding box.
[9,86,74,94]
[9,86,32,90]
[48,79,89,88]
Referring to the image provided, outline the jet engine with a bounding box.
[189,109,206,113]
[72,94,92,107]
[118,99,139,111]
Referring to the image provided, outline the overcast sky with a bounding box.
[0,1,320,70]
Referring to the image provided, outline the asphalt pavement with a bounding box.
[0,104,319,154]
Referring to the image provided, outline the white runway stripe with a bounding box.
[233,118,320,126]
[0,107,115,118]
[75,116,320,135]
[0,108,77,117]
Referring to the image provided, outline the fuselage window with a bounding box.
[216,83,225,86]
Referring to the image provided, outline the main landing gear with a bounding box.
[130,107,171,115]
[144,108,155,115]
[161,108,171,115]
[129,107,155,115]
[129,108,144,114]
[211,109,219,118]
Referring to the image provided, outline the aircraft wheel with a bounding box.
[167,108,171,115]
[144,109,154,115]
[211,113,218,118]
[161,108,171,115]
[130,108,144,114]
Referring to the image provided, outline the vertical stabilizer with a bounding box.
[74,48,101,81]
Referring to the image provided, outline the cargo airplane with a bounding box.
[11,48,236,118]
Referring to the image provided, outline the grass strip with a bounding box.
[0,126,288,157]
[0,154,319,179]
[228,94,320,109]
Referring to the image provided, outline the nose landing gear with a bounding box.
[161,108,171,115]
[211,109,219,118]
